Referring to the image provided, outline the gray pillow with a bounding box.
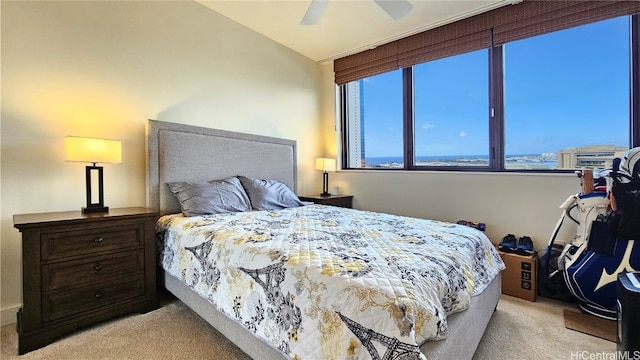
[237,176,303,210]
[167,177,251,216]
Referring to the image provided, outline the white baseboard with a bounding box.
[1,305,19,326]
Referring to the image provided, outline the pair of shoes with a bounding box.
[498,234,518,253]
[499,234,535,256]
[515,236,535,256]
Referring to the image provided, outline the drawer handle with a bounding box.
[93,237,104,244]
[94,264,103,271]
[95,291,103,299]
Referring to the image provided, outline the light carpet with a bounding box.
[1,294,615,359]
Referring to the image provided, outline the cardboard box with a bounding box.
[498,250,537,301]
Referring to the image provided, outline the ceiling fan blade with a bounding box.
[301,0,330,26]
[374,0,413,20]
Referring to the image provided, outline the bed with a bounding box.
[146,119,504,360]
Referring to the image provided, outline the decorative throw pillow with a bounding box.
[237,176,303,210]
[167,176,251,216]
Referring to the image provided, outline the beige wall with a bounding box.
[319,63,582,253]
[1,1,323,324]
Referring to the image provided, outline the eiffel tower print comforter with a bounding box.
[157,204,505,360]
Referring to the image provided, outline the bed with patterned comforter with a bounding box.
[157,204,504,360]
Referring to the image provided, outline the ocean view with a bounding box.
[365,154,558,169]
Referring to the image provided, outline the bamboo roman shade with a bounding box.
[493,1,640,46]
[333,42,398,86]
[397,12,493,69]
[334,0,640,85]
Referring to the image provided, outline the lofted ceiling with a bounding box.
[195,0,515,63]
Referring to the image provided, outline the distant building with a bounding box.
[556,145,628,169]
[346,80,365,167]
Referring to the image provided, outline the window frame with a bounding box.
[340,15,640,172]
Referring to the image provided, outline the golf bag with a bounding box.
[546,151,640,319]
[562,236,639,319]
[546,192,609,277]
[608,149,640,241]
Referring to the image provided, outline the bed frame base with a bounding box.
[420,272,502,359]
[162,270,501,360]
[163,271,287,359]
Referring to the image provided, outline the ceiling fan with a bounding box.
[301,0,414,25]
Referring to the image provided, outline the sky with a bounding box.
[359,16,630,158]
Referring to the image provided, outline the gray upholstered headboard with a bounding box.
[146,120,297,214]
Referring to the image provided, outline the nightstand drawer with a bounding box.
[41,225,143,261]
[319,197,352,208]
[42,274,145,322]
[42,250,144,291]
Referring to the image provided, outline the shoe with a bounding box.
[499,234,518,253]
[515,236,535,256]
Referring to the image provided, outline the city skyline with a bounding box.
[363,143,627,170]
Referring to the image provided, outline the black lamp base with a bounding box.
[84,165,109,214]
[321,171,331,198]
[82,206,109,214]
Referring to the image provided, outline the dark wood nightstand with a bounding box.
[298,194,353,208]
[13,207,160,354]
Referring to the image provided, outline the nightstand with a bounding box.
[13,207,160,354]
[298,194,353,208]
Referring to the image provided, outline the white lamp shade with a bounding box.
[315,158,336,172]
[65,136,122,164]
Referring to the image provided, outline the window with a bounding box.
[344,70,403,168]
[413,49,489,167]
[503,16,630,170]
[341,15,638,171]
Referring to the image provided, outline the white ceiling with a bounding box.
[195,0,514,63]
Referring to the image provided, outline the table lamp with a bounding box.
[315,158,336,197]
[65,136,122,213]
